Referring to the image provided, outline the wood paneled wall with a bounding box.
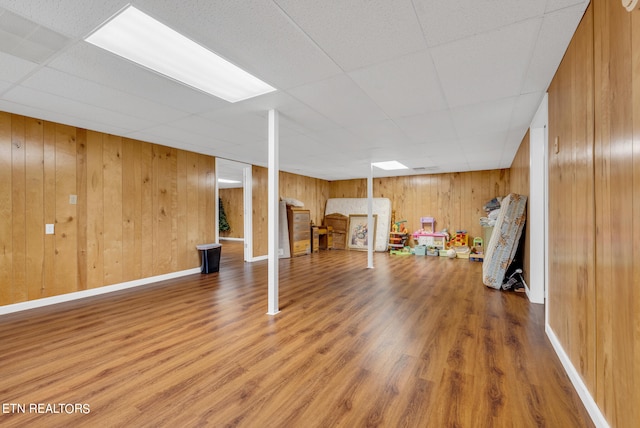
[0,112,216,306]
[219,188,244,239]
[548,1,597,401]
[548,2,640,426]
[329,170,510,243]
[251,166,330,257]
[509,131,531,286]
[593,1,639,426]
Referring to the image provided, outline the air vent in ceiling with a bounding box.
[412,166,440,173]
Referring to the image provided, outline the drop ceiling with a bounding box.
[0,0,589,183]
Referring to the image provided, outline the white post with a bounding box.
[213,160,220,245]
[367,163,374,268]
[267,109,280,315]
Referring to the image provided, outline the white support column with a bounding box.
[213,161,220,245]
[267,109,280,315]
[367,163,374,268]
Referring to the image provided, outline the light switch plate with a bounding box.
[46,224,54,235]
[69,194,77,204]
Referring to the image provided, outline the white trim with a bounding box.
[220,237,244,242]
[546,325,609,428]
[250,255,268,262]
[0,268,201,316]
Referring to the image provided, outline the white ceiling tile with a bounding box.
[393,110,457,143]
[511,92,545,130]
[432,18,542,108]
[458,132,508,152]
[134,0,342,90]
[347,120,409,146]
[0,1,126,38]
[168,115,262,146]
[0,50,38,82]
[348,50,447,118]
[415,0,546,47]
[274,0,427,71]
[522,4,586,93]
[20,67,191,124]
[545,0,587,13]
[3,85,155,132]
[451,97,517,138]
[289,74,388,127]
[0,99,129,136]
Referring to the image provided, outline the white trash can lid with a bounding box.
[196,243,221,250]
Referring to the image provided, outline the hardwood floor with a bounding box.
[0,241,593,427]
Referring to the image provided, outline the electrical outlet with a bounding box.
[45,224,55,235]
[69,194,77,204]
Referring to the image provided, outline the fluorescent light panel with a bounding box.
[371,160,408,170]
[218,178,241,184]
[85,6,275,102]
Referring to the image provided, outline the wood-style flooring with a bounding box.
[0,241,593,427]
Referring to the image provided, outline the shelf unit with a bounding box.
[388,232,409,251]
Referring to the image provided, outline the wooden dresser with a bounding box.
[287,207,311,256]
[324,213,348,249]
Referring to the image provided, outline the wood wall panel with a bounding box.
[175,149,188,270]
[633,9,640,428]
[54,124,78,296]
[122,138,143,282]
[219,188,244,239]
[25,118,45,299]
[0,111,217,306]
[328,170,509,242]
[11,115,26,303]
[152,145,177,275]
[548,2,640,426]
[140,143,154,279]
[593,1,637,426]
[185,152,201,266]
[548,2,596,399]
[86,131,104,290]
[252,166,268,258]
[509,131,531,286]
[103,134,123,285]
[76,129,87,291]
[42,122,56,296]
[0,113,12,304]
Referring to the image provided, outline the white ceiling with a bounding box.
[0,0,588,184]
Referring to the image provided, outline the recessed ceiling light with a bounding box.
[85,5,276,102]
[218,178,241,184]
[371,160,409,170]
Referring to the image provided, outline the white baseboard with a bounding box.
[545,324,609,428]
[0,268,201,316]
[219,237,244,242]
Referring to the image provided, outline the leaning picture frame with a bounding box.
[347,214,377,251]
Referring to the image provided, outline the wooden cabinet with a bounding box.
[287,207,311,257]
[324,213,348,249]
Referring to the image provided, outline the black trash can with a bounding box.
[196,243,222,273]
